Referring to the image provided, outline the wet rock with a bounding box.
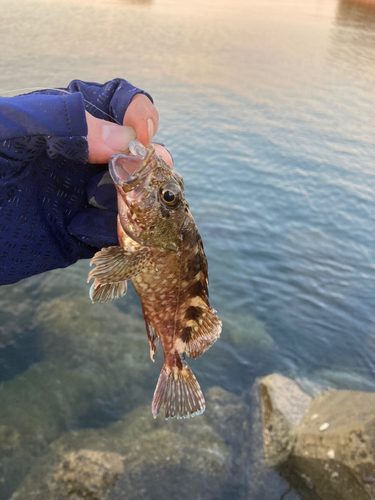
[11,450,123,500]
[242,379,301,500]
[35,296,147,367]
[245,379,324,500]
[0,283,34,349]
[53,450,123,500]
[0,295,155,499]
[289,390,375,500]
[221,312,275,352]
[10,388,236,500]
[0,425,20,452]
[204,387,252,498]
[205,386,249,449]
[0,295,152,445]
[260,374,312,466]
[0,447,34,500]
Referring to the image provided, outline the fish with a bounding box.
[87,143,221,419]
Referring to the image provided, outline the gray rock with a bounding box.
[0,282,35,348]
[53,450,123,500]
[289,389,375,500]
[0,295,155,499]
[243,379,307,500]
[10,450,124,500]
[0,425,20,451]
[260,374,312,467]
[10,388,237,500]
[205,386,249,448]
[221,312,275,352]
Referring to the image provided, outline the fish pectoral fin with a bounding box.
[88,245,150,284]
[87,245,150,303]
[152,360,205,420]
[90,280,128,303]
[184,305,222,359]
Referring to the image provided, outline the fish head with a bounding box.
[109,146,187,251]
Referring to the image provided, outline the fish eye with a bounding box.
[160,183,181,207]
[163,190,175,203]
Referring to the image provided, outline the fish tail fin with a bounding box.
[152,360,205,420]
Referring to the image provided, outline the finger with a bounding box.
[86,112,136,164]
[153,144,173,168]
[123,94,159,146]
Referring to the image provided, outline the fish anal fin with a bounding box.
[88,245,150,285]
[184,305,222,359]
[152,361,205,420]
[90,280,127,303]
[143,309,159,362]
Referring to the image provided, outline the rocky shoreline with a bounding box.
[2,372,374,500]
[261,374,375,500]
[1,274,375,500]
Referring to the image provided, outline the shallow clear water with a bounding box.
[1,0,375,497]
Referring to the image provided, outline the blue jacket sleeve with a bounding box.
[0,78,151,285]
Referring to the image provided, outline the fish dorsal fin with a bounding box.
[88,245,150,303]
[183,300,222,358]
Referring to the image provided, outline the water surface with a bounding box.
[1,0,375,497]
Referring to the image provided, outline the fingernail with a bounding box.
[102,124,136,151]
[147,118,154,143]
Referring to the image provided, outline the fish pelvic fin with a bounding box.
[89,280,128,303]
[152,361,205,420]
[87,245,150,303]
[184,304,222,359]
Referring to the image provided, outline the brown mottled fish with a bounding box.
[87,144,221,419]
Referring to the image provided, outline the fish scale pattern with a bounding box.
[0,79,152,285]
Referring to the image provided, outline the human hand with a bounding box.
[86,93,159,164]
[71,93,173,249]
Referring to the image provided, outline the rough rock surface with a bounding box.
[53,450,123,500]
[0,283,34,349]
[220,312,275,352]
[0,295,155,499]
[290,390,375,500]
[260,374,312,466]
[10,387,246,500]
[243,379,317,500]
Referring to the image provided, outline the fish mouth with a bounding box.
[109,146,156,246]
[109,145,155,190]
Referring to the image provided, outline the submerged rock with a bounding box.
[0,295,155,499]
[260,374,312,467]
[53,450,123,500]
[290,390,375,500]
[10,387,239,500]
[243,379,306,500]
[0,283,34,349]
[0,425,20,451]
[221,312,275,352]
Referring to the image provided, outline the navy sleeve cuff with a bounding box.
[66,78,153,125]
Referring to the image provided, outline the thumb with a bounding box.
[86,111,136,164]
